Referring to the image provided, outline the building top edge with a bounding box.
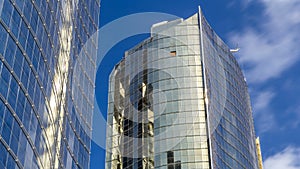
[151,18,184,35]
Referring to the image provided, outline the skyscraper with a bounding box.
[0,0,99,168]
[106,8,259,169]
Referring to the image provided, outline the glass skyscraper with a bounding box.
[106,8,259,169]
[0,0,99,168]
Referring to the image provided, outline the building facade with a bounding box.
[0,0,99,168]
[106,8,258,169]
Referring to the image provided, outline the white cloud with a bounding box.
[255,111,276,134]
[264,147,300,169]
[230,0,300,83]
[284,104,300,129]
[252,90,276,133]
[253,90,275,114]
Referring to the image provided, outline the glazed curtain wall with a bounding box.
[200,11,258,169]
[106,13,211,169]
[0,0,99,169]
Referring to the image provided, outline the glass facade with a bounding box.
[0,0,99,169]
[200,12,258,169]
[106,8,258,169]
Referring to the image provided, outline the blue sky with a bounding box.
[91,0,300,168]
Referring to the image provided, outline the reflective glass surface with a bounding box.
[200,11,258,169]
[0,0,99,168]
[106,10,258,169]
[106,14,210,169]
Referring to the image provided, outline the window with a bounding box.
[170,51,176,56]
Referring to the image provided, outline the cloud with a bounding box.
[284,104,300,129]
[230,0,300,83]
[252,90,276,133]
[264,147,300,169]
[252,90,275,114]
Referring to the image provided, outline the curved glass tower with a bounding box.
[0,0,99,168]
[106,8,258,169]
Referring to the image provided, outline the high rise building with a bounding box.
[0,0,99,168]
[106,8,259,169]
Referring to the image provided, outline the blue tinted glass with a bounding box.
[0,1,99,168]
[2,123,11,144]
[0,143,7,166]
[1,1,13,26]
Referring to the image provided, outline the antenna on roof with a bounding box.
[230,43,240,53]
